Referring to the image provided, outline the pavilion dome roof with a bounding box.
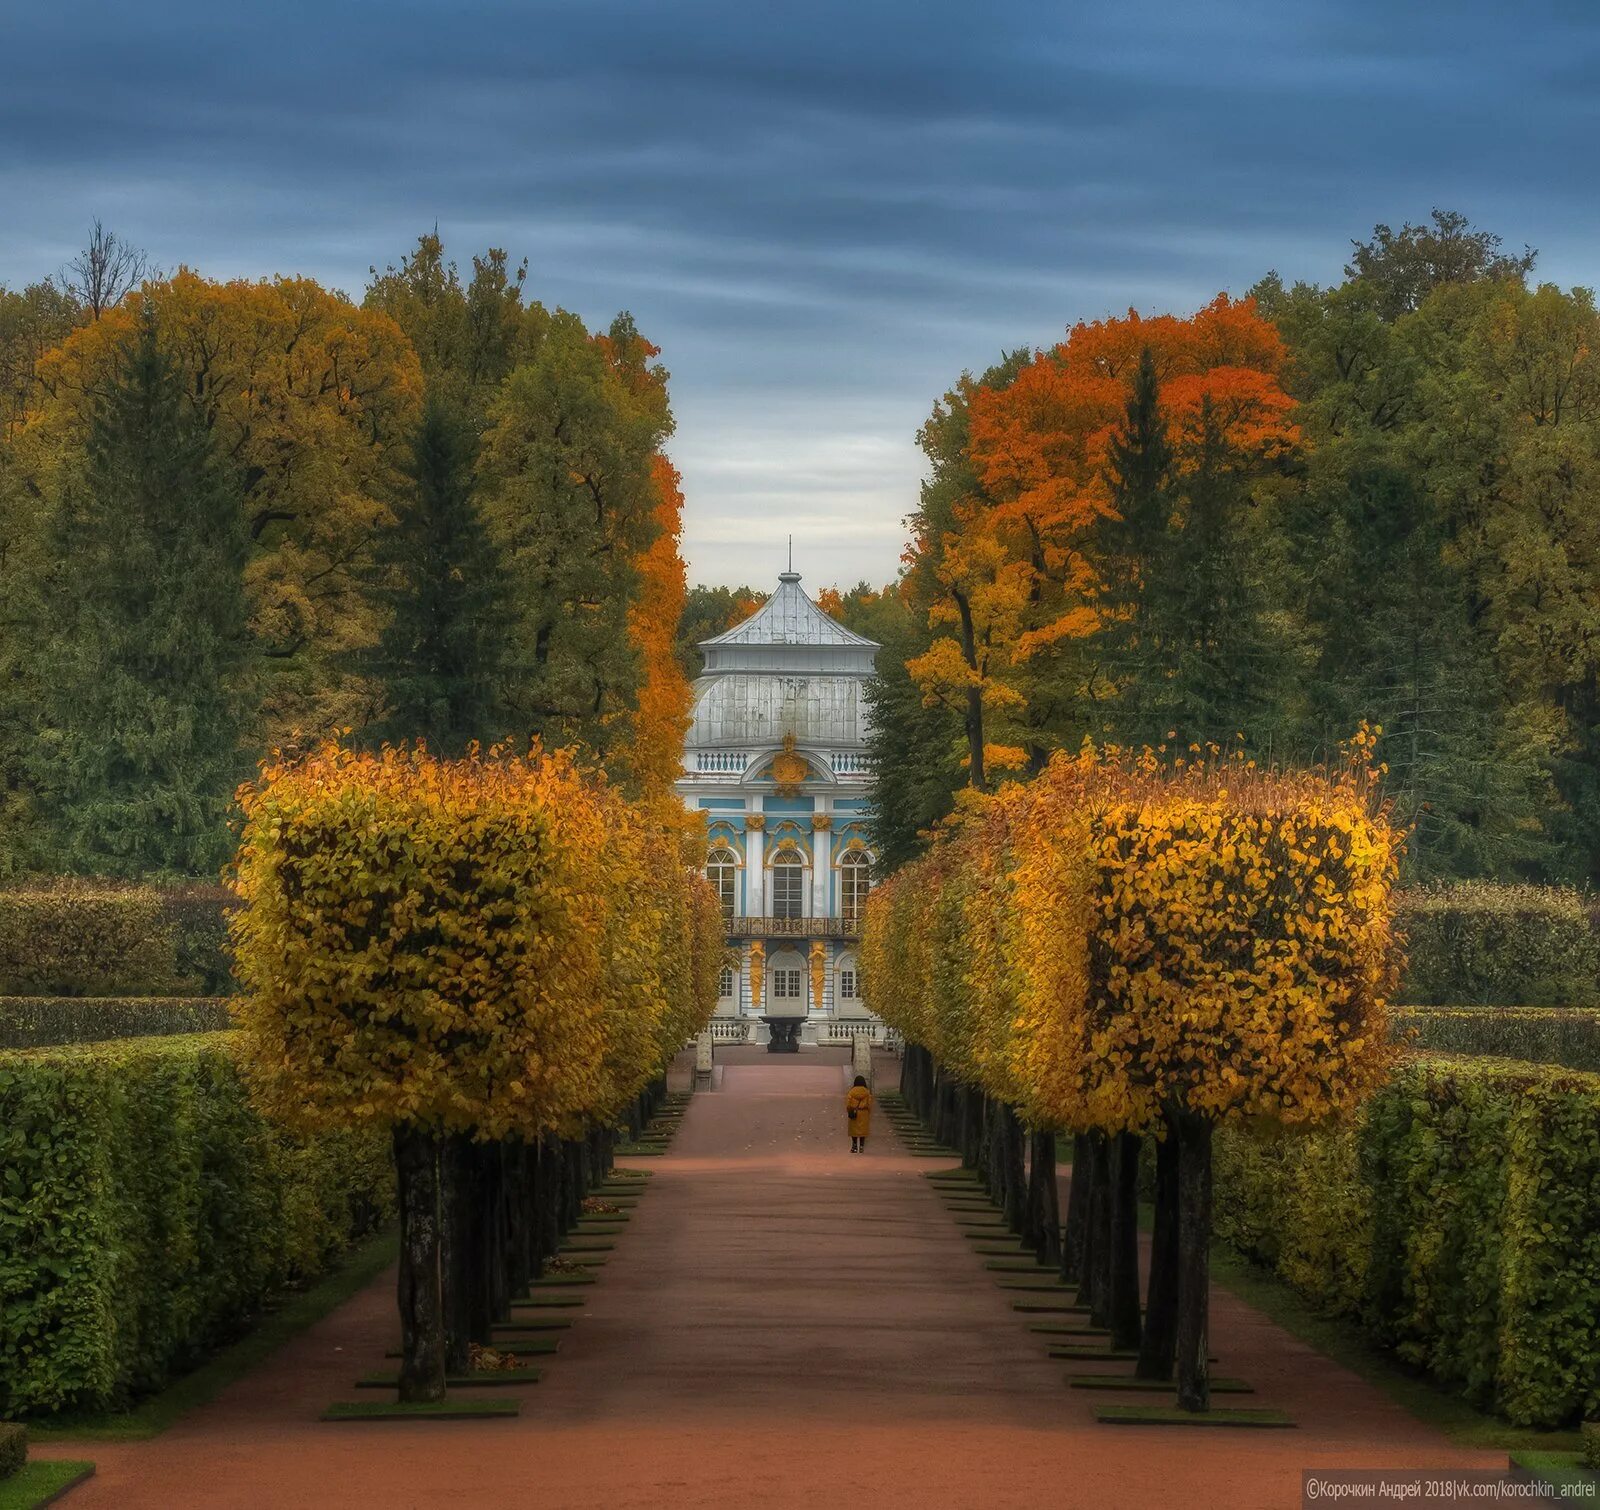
[686,570,880,751]
[697,572,879,677]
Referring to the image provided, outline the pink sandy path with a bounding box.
[38,1050,1500,1508]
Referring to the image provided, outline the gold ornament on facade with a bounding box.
[811,813,832,831]
[769,733,811,797]
[748,940,764,1011]
[809,940,826,1011]
[744,813,765,831]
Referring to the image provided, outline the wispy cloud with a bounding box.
[3,0,1597,585]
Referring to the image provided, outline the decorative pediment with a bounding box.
[764,734,813,797]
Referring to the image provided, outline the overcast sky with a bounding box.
[4,0,1597,587]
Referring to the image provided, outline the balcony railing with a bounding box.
[724,915,862,940]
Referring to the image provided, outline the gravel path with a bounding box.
[42,1051,1499,1508]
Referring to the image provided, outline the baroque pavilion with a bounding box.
[676,569,887,1046]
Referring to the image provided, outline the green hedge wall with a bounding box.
[1215,1055,1600,1427]
[0,997,232,1050]
[0,1033,394,1419]
[1397,884,1600,1007]
[0,883,233,998]
[1395,1007,1600,1073]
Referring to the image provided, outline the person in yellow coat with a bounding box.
[846,1075,873,1153]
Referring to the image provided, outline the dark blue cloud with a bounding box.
[3,0,1597,585]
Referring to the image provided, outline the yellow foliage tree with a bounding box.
[862,738,1402,1410]
[25,271,423,741]
[229,740,718,1401]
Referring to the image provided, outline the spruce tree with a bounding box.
[1097,347,1175,747]
[37,314,251,876]
[364,399,511,755]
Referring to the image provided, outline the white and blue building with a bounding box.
[675,570,886,1045]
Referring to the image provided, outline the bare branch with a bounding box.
[61,220,151,319]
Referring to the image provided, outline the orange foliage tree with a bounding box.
[627,455,693,794]
[905,298,1300,786]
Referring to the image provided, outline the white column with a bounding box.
[745,801,765,917]
[811,802,830,919]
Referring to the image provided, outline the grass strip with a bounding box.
[1094,1405,1293,1428]
[387,1338,559,1356]
[0,1461,96,1510]
[527,1274,596,1287]
[356,1369,543,1388]
[321,1400,520,1422]
[1067,1375,1254,1394]
[25,1228,399,1443]
[1050,1348,1216,1363]
[1508,1452,1599,1498]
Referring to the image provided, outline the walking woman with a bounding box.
[846,1075,873,1153]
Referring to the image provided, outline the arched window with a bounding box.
[707,846,738,919]
[836,952,861,1003]
[718,965,736,1001]
[770,850,805,920]
[770,950,806,1004]
[839,851,872,929]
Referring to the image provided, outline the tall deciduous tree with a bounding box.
[35,315,251,876]
[479,310,666,765]
[27,271,423,743]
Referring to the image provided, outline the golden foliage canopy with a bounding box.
[229,742,719,1140]
[862,740,1401,1133]
[25,272,423,739]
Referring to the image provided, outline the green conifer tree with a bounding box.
[37,313,251,876]
[364,399,512,754]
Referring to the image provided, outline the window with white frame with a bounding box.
[770,850,805,919]
[839,851,872,929]
[838,964,859,1001]
[718,965,736,1001]
[706,846,738,919]
[772,967,805,1002]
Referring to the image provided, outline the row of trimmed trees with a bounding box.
[228,741,722,1402]
[862,741,1402,1410]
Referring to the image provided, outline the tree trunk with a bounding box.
[1174,1112,1213,1412]
[1027,1129,1061,1267]
[440,1133,473,1373]
[1108,1131,1143,1352]
[394,1125,447,1403]
[1060,1133,1091,1285]
[1000,1105,1027,1234]
[1082,1133,1113,1326]
[964,1085,986,1169]
[533,1134,562,1278]
[1136,1121,1181,1380]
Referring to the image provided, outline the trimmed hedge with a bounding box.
[0,1033,394,1418]
[0,883,233,998]
[1397,884,1600,1007]
[0,1422,22,1479]
[1395,1007,1600,1073]
[1215,1055,1600,1427]
[0,997,232,1050]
